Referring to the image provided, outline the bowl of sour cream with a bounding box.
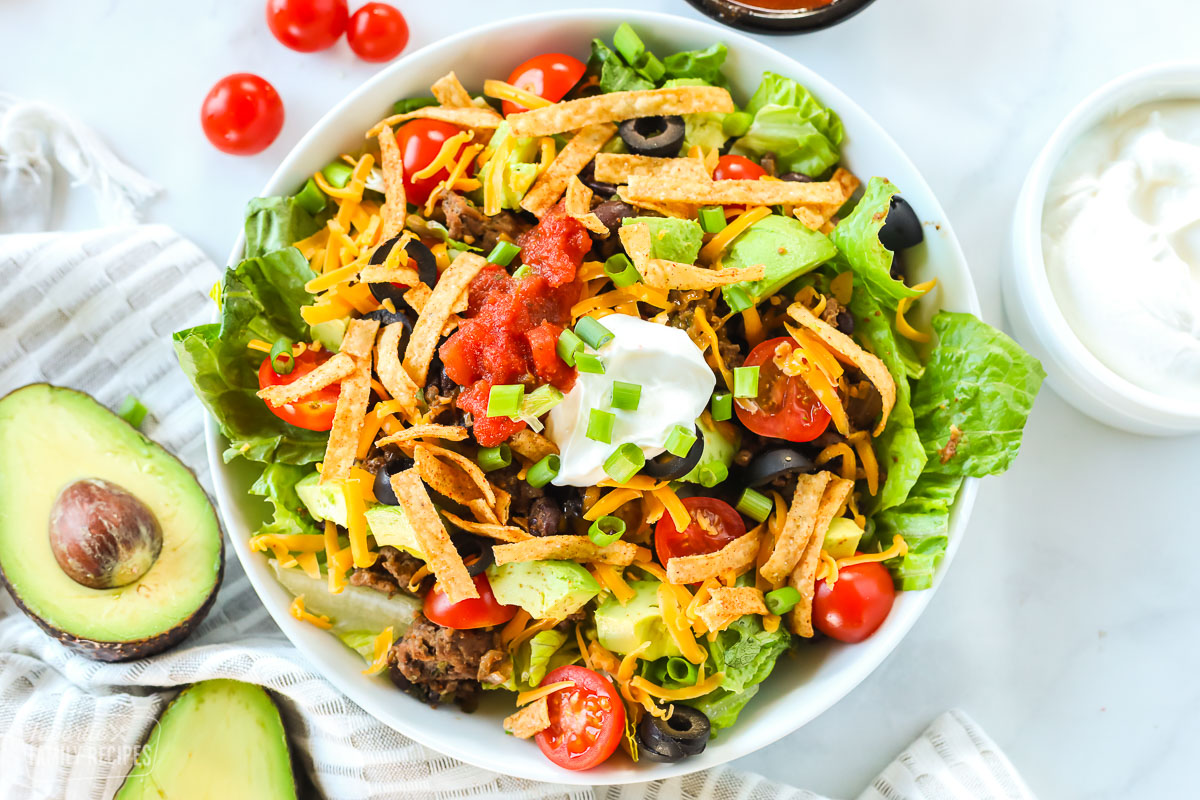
[1006,62,1200,435]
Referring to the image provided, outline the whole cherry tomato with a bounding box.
[535,665,625,771]
[201,73,285,156]
[655,496,746,565]
[502,52,587,115]
[265,0,348,52]
[713,154,767,181]
[813,561,896,643]
[735,337,831,443]
[395,118,472,205]
[257,349,339,431]
[423,573,517,630]
[346,2,409,63]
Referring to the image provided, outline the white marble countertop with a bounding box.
[3,0,1197,797]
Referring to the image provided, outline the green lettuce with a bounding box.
[249,463,321,538]
[830,178,923,309]
[731,72,844,178]
[244,195,324,259]
[485,629,578,693]
[587,39,654,94]
[873,473,962,590]
[663,78,729,152]
[686,614,790,733]
[663,43,729,86]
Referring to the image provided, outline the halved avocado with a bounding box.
[0,384,223,661]
[115,679,298,800]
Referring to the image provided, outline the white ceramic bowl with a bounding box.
[207,9,980,784]
[1005,62,1200,436]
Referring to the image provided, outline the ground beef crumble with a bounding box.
[388,613,498,709]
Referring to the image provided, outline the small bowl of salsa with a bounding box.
[684,0,877,34]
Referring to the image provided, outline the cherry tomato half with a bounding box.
[535,665,625,771]
[713,154,767,182]
[423,573,517,630]
[396,119,472,206]
[265,0,348,53]
[257,349,339,431]
[813,561,895,643]
[655,496,746,565]
[346,2,409,63]
[502,53,587,116]
[735,337,831,443]
[201,73,285,156]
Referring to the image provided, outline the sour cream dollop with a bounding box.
[546,314,715,486]
[1043,99,1200,403]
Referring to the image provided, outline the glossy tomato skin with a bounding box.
[503,53,587,115]
[201,74,285,156]
[265,0,347,52]
[713,154,767,182]
[535,665,625,771]
[735,337,832,443]
[655,496,746,565]
[396,119,470,206]
[813,561,895,643]
[257,349,339,431]
[423,573,517,630]
[346,2,409,63]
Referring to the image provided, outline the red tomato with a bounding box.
[535,666,625,771]
[735,337,831,443]
[713,154,767,181]
[813,561,896,643]
[655,496,746,565]
[502,53,587,116]
[395,119,471,206]
[201,74,285,156]
[346,2,409,63]
[423,573,517,630]
[257,349,339,431]
[265,0,347,52]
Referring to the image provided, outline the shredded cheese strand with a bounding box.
[516,681,576,707]
[838,534,908,569]
[362,626,395,676]
[700,206,771,265]
[896,279,938,343]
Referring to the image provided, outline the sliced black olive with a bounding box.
[642,424,703,481]
[372,457,413,505]
[368,236,439,305]
[449,532,494,577]
[741,447,814,488]
[591,198,635,238]
[879,196,923,251]
[579,161,618,198]
[778,171,815,183]
[363,305,414,329]
[637,706,711,762]
[618,115,685,158]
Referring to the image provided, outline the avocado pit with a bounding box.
[49,478,163,589]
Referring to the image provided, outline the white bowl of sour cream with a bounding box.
[1006,62,1200,435]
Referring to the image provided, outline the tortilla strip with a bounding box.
[376,424,468,447]
[414,441,496,507]
[359,264,421,286]
[403,252,488,384]
[520,123,616,217]
[377,125,407,240]
[694,586,768,633]
[665,528,761,585]
[256,352,355,405]
[759,472,833,585]
[318,319,379,484]
[592,153,708,184]
[622,174,842,207]
[493,487,511,523]
[374,322,421,415]
[367,106,503,139]
[504,697,551,739]
[492,535,638,567]
[390,468,478,602]
[440,510,531,543]
[787,305,896,435]
[615,188,695,220]
[793,168,860,231]
[565,176,608,235]
[339,317,380,361]
[618,224,764,290]
[507,86,734,137]
[508,428,558,463]
[412,441,480,505]
[431,71,473,108]
[788,477,854,638]
[468,496,500,525]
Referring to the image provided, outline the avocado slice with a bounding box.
[487,560,601,619]
[822,517,864,560]
[720,214,838,303]
[679,414,740,487]
[295,470,348,526]
[0,385,223,661]
[115,680,297,800]
[621,217,704,264]
[595,580,682,661]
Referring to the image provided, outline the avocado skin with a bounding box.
[0,384,225,662]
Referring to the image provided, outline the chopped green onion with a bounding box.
[321,160,354,189]
[603,253,641,288]
[487,240,521,266]
[698,206,727,234]
[587,409,615,443]
[765,586,802,615]
[733,365,760,398]
[588,515,627,547]
[722,285,753,314]
[664,424,697,458]
[736,487,772,523]
[557,329,584,366]
[722,111,753,138]
[574,316,614,349]
[575,352,605,374]
[393,96,438,115]
[610,381,641,411]
[477,444,512,472]
[665,657,698,686]
[638,52,665,82]
[603,443,645,484]
[697,462,728,488]
[612,22,645,67]
[269,337,295,375]
[117,395,148,429]
[510,264,531,279]
[486,384,524,418]
[294,178,326,214]
[526,454,561,488]
[522,385,564,418]
[711,391,733,422]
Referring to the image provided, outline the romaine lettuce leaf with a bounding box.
[249,463,321,538]
[663,78,729,152]
[663,43,729,86]
[731,72,844,178]
[873,473,962,590]
[830,178,923,309]
[686,614,790,733]
[484,628,578,693]
[744,72,843,143]
[244,195,324,260]
[587,39,654,94]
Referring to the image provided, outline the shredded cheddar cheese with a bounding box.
[362,626,395,676]
[341,477,376,569]
[838,534,908,569]
[630,671,723,701]
[289,595,332,630]
[896,279,937,343]
[847,431,880,496]
[815,442,857,482]
[700,206,770,265]
[323,520,346,594]
[483,79,553,110]
[516,681,575,707]
[652,485,691,531]
[584,488,641,521]
[591,563,635,605]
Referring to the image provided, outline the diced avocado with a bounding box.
[680,414,740,487]
[310,318,346,352]
[477,121,541,210]
[487,560,600,619]
[114,680,297,800]
[622,217,704,264]
[721,215,838,303]
[595,580,682,660]
[0,385,222,662]
[295,471,347,526]
[364,504,425,559]
[822,517,864,560]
